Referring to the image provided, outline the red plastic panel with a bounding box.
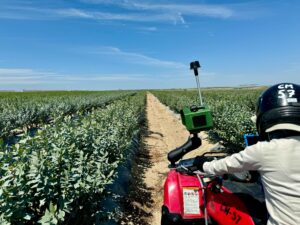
[163,170,205,219]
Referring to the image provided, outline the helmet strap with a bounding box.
[268,130,300,140]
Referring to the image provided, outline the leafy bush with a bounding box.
[0,93,145,224]
[0,91,135,138]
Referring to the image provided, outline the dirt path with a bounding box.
[142,93,215,225]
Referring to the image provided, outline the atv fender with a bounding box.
[206,184,255,225]
[163,170,204,219]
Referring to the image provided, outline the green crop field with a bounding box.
[0,88,265,224]
[0,91,135,138]
[151,87,266,150]
[0,91,145,225]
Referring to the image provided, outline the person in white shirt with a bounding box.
[195,83,300,225]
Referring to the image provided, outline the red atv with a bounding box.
[161,134,267,225]
[161,61,267,225]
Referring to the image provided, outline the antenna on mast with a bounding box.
[190,61,203,106]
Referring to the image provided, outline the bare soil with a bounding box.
[121,93,215,225]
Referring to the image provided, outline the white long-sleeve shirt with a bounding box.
[203,136,300,225]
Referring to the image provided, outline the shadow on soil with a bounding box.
[118,123,156,225]
[93,97,157,225]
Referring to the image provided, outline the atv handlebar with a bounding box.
[175,153,254,183]
[168,134,202,166]
[174,152,225,172]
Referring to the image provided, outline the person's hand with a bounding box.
[193,156,207,172]
[193,156,213,172]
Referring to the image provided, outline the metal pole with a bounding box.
[190,61,204,106]
[195,75,203,106]
[197,174,208,225]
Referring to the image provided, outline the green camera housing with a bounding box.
[180,105,213,134]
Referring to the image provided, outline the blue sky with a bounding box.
[0,0,299,90]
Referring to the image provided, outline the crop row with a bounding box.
[0,91,134,138]
[152,88,264,149]
[0,93,145,225]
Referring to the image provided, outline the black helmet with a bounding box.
[256,83,300,138]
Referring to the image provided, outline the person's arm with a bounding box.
[203,143,263,176]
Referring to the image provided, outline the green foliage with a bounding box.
[0,93,145,224]
[0,91,135,138]
[152,88,264,149]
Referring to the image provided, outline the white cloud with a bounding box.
[80,0,128,4]
[0,5,57,20]
[0,67,219,89]
[127,2,233,19]
[56,8,94,19]
[80,0,234,19]
[0,68,63,84]
[55,8,185,24]
[0,1,235,23]
[0,67,154,85]
[91,46,186,68]
[0,68,57,77]
[139,26,158,32]
[64,74,149,81]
